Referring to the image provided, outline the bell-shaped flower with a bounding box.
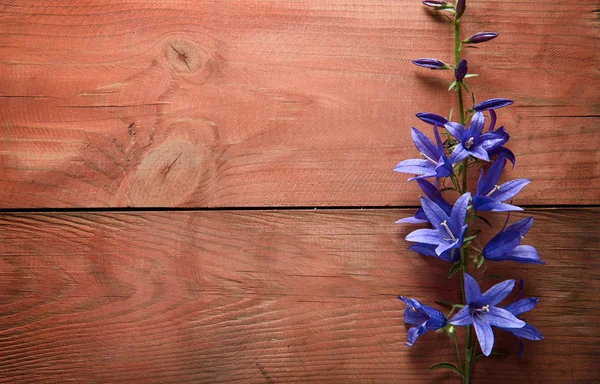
[399,296,447,346]
[444,112,506,163]
[394,126,453,180]
[396,179,451,224]
[472,156,530,212]
[499,281,544,357]
[450,274,525,356]
[484,110,516,165]
[405,192,470,256]
[482,217,544,264]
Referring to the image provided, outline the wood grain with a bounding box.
[0,0,598,208]
[0,209,597,383]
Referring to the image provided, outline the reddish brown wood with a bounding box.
[0,0,598,208]
[0,209,597,383]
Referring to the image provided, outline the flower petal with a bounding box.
[504,245,545,264]
[467,112,485,137]
[506,217,534,237]
[396,216,428,224]
[463,273,482,304]
[406,228,443,245]
[449,144,470,164]
[394,159,435,176]
[473,197,524,212]
[444,122,466,141]
[503,297,540,316]
[473,317,495,356]
[486,306,526,328]
[474,98,514,112]
[411,128,440,161]
[481,279,515,306]
[417,179,452,215]
[450,306,473,326]
[409,244,457,262]
[406,325,427,346]
[505,324,544,341]
[490,179,531,202]
[477,157,506,195]
[420,196,449,232]
[483,229,521,260]
[449,192,471,235]
[468,145,490,162]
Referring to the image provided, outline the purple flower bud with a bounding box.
[464,32,499,44]
[474,98,514,111]
[455,0,466,19]
[416,113,449,126]
[422,0,447,8]
[455,59,468,82]
[412,58,450,70]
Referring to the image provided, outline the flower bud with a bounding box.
[422,0,448,8]
[455,59,468,82]
[474,98,514,111]
[464,32,499,44]
[455,0,466,19]
[416,112,448,126]
[412,58,451,70]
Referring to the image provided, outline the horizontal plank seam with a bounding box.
[0,204,599,213]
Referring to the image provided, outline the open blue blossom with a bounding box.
[450,274,525,356]
[394,126,453,180]
[444,112,506,163]
[406,192,470,256]
[499,280,544,358]
[396,179,451,224]
[473,156,530,212]
[482,217,544,264]
[399,296,447,346]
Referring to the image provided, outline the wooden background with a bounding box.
[0,0,598,383]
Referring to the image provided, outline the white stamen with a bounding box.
[476,305,490,313]
[440,220,456,241]
[420,152,438,165]
[486,184,501,197]
[464,137,475,149]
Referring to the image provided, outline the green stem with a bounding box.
[452,332,463,375]
[454,19,465,126]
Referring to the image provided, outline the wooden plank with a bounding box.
[0,208,597,383]
[0,0,598,208]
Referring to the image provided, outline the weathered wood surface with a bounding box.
[0,0,598,208]
[0,209,597,383]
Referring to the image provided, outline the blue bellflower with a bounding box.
[445,112,505,163]
[500,281,544,358]
[450,274,525,356]
[456,59,468,82]
[485,110,516,165]
[394,126,453,180]
[483,217,544,264]
[473,156,530,212]
[406,192,470,256]
[397,179,451,224]
[399,296,447,346]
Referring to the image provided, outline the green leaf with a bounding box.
[462,81,470,93]
[428,363,463,376]
[448,80,457,91]
[463,234,478,242]
[475,215,492,227]
[476,255,485,268]
[448,262,462,279]
[464,74,479,78]
[448,108,453,121]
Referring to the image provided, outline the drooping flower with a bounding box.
[412,58,451,70]
[456,59,468,82]
[396,179,451,224]
[464,32,499,44]
[482,217,544,264]
[472,156,530,212]
[394,126,453,180]
[399,296,447,346]
[499,280,544,358]
[444,112,506,163]
[405,192,470,256]
[474,98,513,112]
[450,274,525,356]
[485,111,516,165]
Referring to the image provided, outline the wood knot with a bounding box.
[164,38,223,81]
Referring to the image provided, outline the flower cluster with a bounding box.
[395,1,544,381]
